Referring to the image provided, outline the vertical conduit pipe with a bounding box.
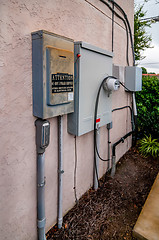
[107,128,111,170]
[132,92,137,121]
[111,155,116,178]
[132,92,138,144]
[111,0,114,52]
[36,119,50,240]
[106,122,112,170]
[94,126,100,190]
[37,154,46,240]
[57,115,64,229]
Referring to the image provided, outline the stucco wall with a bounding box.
[0,0,134,239]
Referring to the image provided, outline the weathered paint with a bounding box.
[0,0,134,239]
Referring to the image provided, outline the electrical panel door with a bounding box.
[32,30,74,119]
[67,42,113,136]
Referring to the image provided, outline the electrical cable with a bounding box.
[99,0,129,66]
[99,0,136,71]
[119,82,138,145]
[119,81,131,92]
[118,83,136,140]
[97,1,138,179]
[94,76,117,162]
[112,131,134,156]
[112,105,134,131]
[93,1,138,184]
[112,105,132,112]
[85,0,130,65]
[106,0,138,145]
[74,136,78,204]
[108,0,135,65]
[93,76,117,186]
[85,0,126,30]
[94,82,134,185]
[112,0,114,52]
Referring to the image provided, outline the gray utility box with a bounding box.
[32,30,74,119]
[67,42,113,136]
[125,66,142,91]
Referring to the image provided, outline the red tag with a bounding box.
[96,118,100,123]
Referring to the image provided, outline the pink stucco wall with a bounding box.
[0,0,134,239]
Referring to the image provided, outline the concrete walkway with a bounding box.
[133,173,159,240]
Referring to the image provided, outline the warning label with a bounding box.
[51,73,73,93]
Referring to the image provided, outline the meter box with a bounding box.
[32,30,74,119]
[125,66,142,91]
[67,42,113,136]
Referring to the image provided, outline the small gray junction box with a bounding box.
[67,42,113,136]
[32,30,74,119]
[125,66,142,91]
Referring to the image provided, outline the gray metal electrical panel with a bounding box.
[125,66,142,91]
[67,42,113,136]
[32,30,74,119]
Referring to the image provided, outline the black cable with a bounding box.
[94,76,117,162]
[112,0,114,52]
[107,1,139,145]
[112,105,132,112]
[119,81,131,92]
[118,83,136,136]
[100,0,129,66]
[93,1,137,182]
[119,84,138,145]
[94,82,134,185]
[95,141,109,162]
[94,88,134,186]
[112,131,134,156]
[74,136,78,204]
[93,76,117,186]
[108,0,135,65]
[111,0,135,64]
[108,0,138,145]
[112,105,134,131]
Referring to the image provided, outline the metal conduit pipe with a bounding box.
[107,127,111,170]
[132,92,137,123]
[57,115,64,229]
[111,131,133,177]
[110,106,135,177]
[106,122,113,171]
[132,92,138,145]
[35,119,50,240]
[37,154,46,240]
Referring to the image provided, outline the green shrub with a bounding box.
[136,75,159,138]
[138,135,159,158]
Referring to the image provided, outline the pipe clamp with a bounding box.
[37,218,46,228]
[38,179,46,187]
[58,170,64,174]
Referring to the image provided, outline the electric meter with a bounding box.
[103,78,120,92]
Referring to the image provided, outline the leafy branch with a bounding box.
[134,4,153,61]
